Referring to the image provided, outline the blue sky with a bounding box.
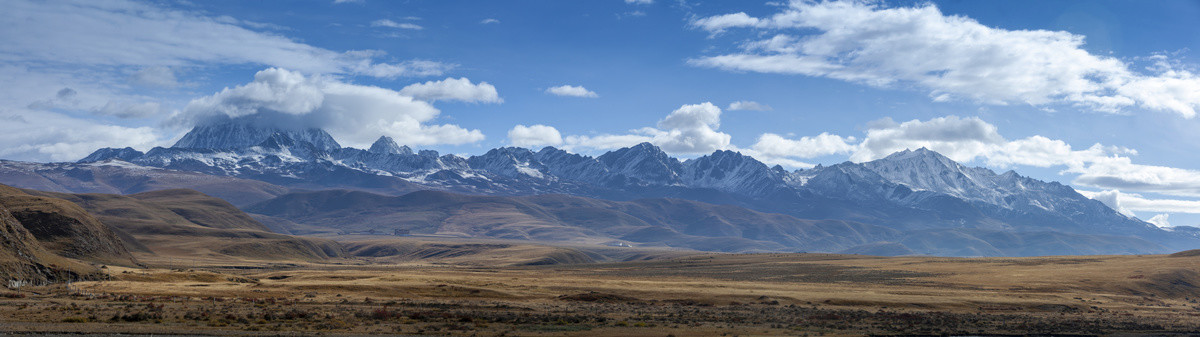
[2,0,1200,226]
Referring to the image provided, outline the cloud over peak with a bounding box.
[177,68,484,148]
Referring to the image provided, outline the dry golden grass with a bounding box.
[2,246,1200,336]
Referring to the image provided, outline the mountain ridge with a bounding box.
[46,121,1200,255]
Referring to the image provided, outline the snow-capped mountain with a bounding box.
[367,136,413,156]
[173,121,341,151]
[596,142,685,186]
[681,150,787,197]
[69,121,1197,255]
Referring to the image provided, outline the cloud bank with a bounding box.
[690,1,1200,117]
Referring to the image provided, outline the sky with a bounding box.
[2,0,1200,226]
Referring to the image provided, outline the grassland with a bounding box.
[2,238,1200,336]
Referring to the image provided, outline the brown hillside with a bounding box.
[0,205,100,283]
[0,185,137,266]
[26,188,344,263]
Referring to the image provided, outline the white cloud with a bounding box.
[1079,189,1200,216]
[690,12,760,35]
[480,18,500,24]
[851,116,1005,163]
[371,19,423,30]
[1147,214,1171,228]
[751,133,856,159]
[727,100,772,111]
[0,108,162,162]
[546,85,599,98]
[652,102,732,153]
[563,133,654,152]
[1070,156,1200,198]
[563,102,731,154]
[509,125,563,147]
[333,0,364,4]
[178,68,484,148]
[399,77,502,104]
[625,0,653,4]
[0,0,450,78]
[689,1,1200,117]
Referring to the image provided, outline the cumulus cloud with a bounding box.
[546,85,599,98]
[399,77,502,103]
[480,18,500,24]
[0,0,450,78]
[751,133,857,159]
[563,102,731,154]
[625,0,653,4]
[1147,214,1171,228]
[509,125,563,147]
[371,19,423,30]
[177,68,484,148]
[727,100,772,111]
[689,1,1200,117]
[1079,189,1200,216]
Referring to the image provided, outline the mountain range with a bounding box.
[4,118,1194,256]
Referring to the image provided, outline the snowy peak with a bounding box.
[78,147,144,163]
[172,120,340,151]
[368,136,413,155]
[682,150,783,196]
[467,147,549,179]
[597,142,683,185]
[534,147,611,184]
[864,147,986,197]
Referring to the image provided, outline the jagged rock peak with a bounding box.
[597,142,683,185]
[368,136,413,155]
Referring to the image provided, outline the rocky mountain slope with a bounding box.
[0,185,137,266]
[0,204,101,284]
[28,188,345,262]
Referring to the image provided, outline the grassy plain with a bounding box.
[3,238,1200,336]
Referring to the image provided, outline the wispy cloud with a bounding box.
[727,100,772,111]
[371,19,423,30]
